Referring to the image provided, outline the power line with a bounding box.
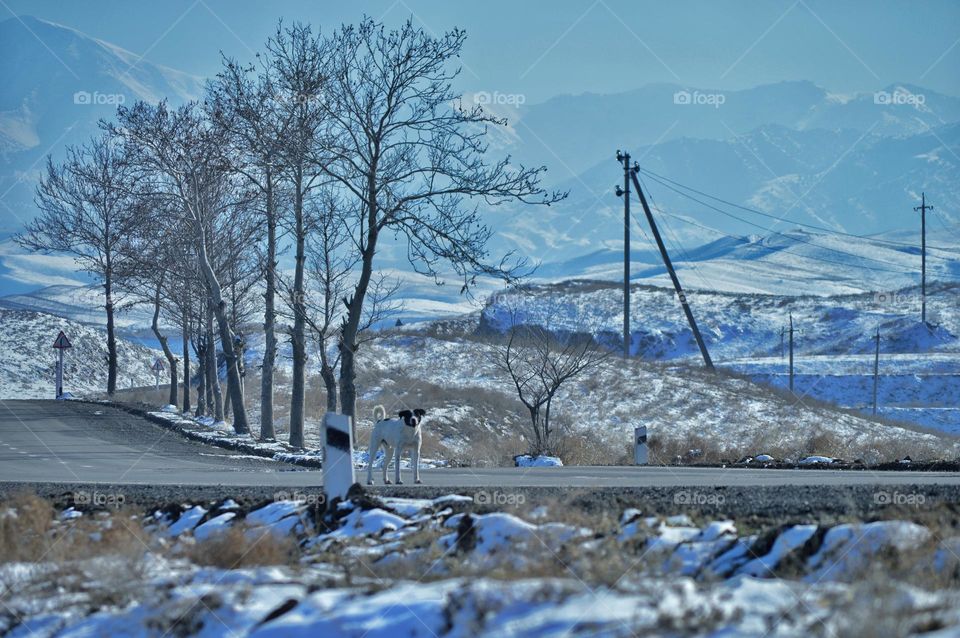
[638,170,923,275]
[935,213,960,241]
[650,203,934,278]
[637,166,957,254]
[635,172,715,293]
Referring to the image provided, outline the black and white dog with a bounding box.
[366,405,427,485]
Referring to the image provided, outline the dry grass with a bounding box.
[185,525,301,568]
[0,492,154,565]
[0,492,56,562]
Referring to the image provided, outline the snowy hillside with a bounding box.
[537,228,960,295]
[476,281,960,435]
[481,281,960,360]
[357,332,957,463]
[0,308,160,399]
[0,283,160,329]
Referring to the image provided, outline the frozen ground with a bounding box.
[479,282,959,435]
[357,334,959,463]
[2,490,960,637]
[725,353,960,433]
[0,308,159,399]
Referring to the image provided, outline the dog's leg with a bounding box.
[414,439,422,484]
[382,444,392,484]
[366,438,377,485]
[394,444,403,485]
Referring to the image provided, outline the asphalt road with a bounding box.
[2,399,960,488]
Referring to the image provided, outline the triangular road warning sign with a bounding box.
[52,331,72,349]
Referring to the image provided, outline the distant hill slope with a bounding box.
[0,308,159,399]
[536,228,960,296]
[0,15,203,234]
[480,280,960,361]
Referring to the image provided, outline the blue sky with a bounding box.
[4,0,960,102]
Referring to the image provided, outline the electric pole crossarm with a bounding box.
[630,171,714,370]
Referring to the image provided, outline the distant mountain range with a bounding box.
[492,80,960,179]
[0,15,203,233]
[0,15,957,310]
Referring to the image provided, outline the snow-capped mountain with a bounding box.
[492,121,960,262]
[0,15,956,316]
[0,15,203,233]
[493,80,960,180]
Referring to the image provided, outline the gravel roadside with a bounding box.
[3,481,958,524]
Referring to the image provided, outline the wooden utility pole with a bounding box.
[615,150,631,358]
[914,193,933,324]
[788,313,795,393]
[780,327,785,359]
[629,167,714,370]
[872,327,880,415]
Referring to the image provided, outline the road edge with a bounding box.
[74,399,324,469]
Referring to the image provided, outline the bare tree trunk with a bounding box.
[543,397,554,455]
[338,346,357,423]
[205,302,223,422]
[151,279,178,406]
[289,171,307,447]
[196,232,249,434]
[195,338,206,417]
[338,224,378,426]
[319,345,337,412]
[260,173,277,440]
[104,269,118,396]
[223,338,246,420]
[181,315,191,414]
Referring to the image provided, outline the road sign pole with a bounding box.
[56,349,63,399]
[52,330,72,399]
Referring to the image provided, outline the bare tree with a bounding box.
[300,192,353,412]
[320,19,565,419]
[17,133,144,396]
[491,322,609,456]
[207,50,293,440]
[298,192,401,417]
[267,21,330,448]
[110,101,252,434]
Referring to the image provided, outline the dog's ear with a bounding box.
[414,408,426,418]
[398,410,412,420]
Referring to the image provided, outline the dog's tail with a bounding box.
[372,405,386,422]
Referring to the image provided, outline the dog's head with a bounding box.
[398,408,427,428]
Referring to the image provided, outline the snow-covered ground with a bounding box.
[725,353,960,433]
[0,308,159,399]
[3,491,960,636]
[147,408,448,469]
[480,282,960,435]
[358,334,959,463]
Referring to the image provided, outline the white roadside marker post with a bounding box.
[634,426,648,465]
[323,413,355,502]
[52,331,72,399]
